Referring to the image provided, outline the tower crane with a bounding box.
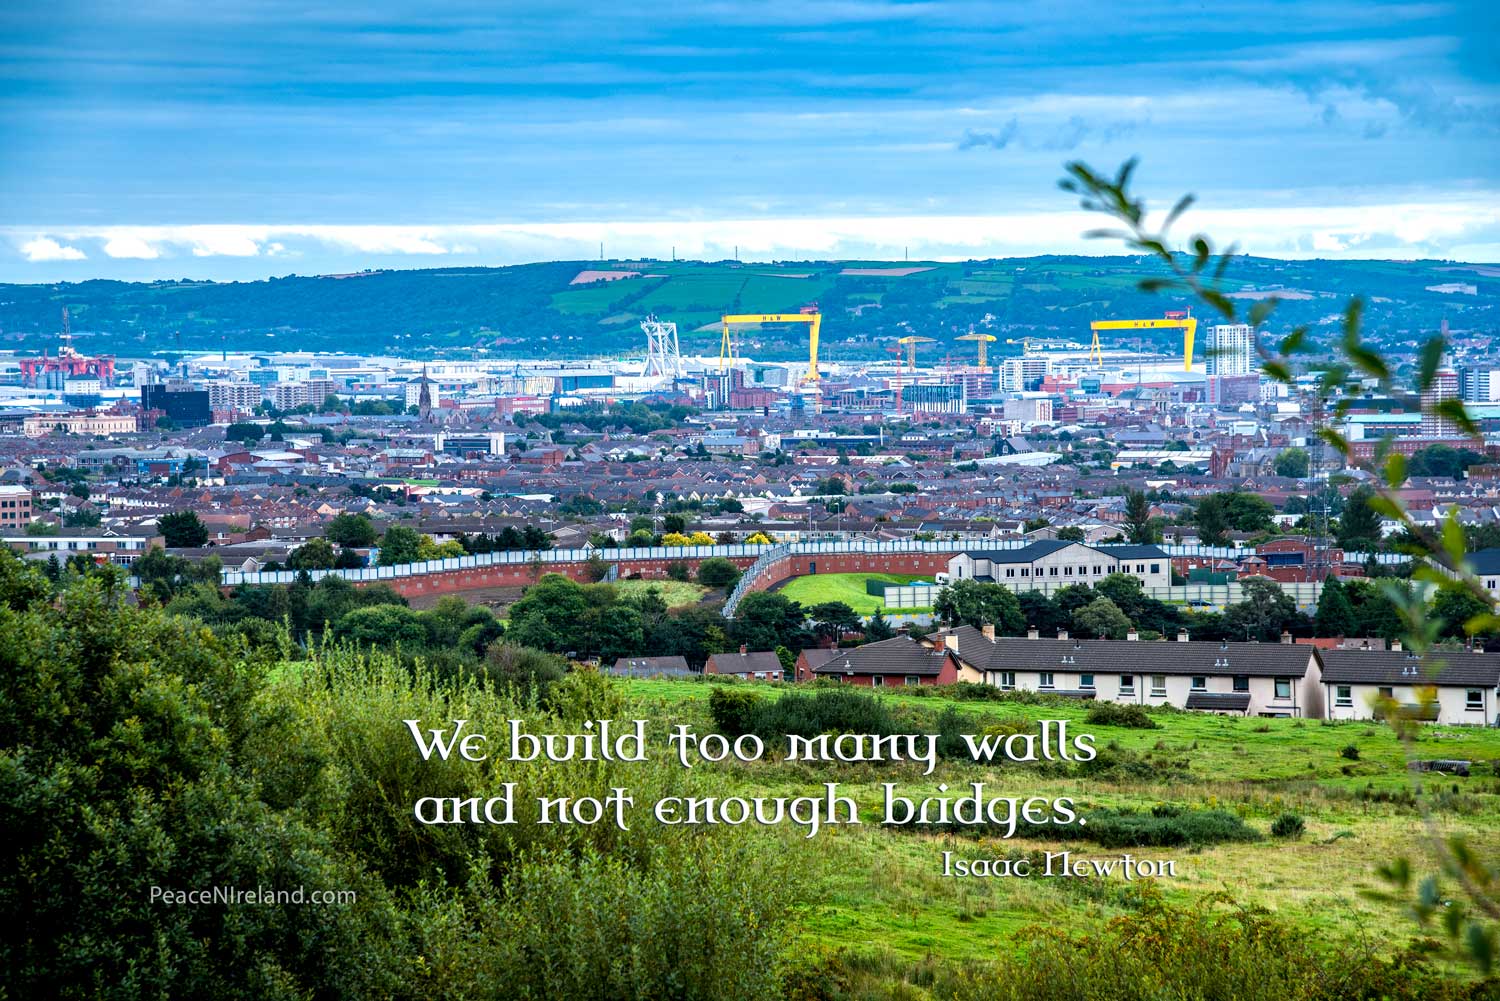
[1087,311,1198,370]
[896,335,935,369]
[956,330,996,368]
[719,312,823,382]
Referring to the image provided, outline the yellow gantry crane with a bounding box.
[896,334,935,368]
[719,312,823,381]
[956,330,996,368]
[1088,311,1198,370]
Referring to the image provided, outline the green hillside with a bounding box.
[1,256,1493,359]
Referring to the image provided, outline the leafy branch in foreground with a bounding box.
[1060,158,1498,971]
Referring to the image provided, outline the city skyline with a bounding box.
[3,0,1499,282]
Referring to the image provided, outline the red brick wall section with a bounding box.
[744,553,953,595]
[356,555,758,598]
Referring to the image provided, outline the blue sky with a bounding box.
[2,0,1497,281]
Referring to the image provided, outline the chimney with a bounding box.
[1280,631,1292,645]
[1057,629,1069,641]
[1391,640,1402,652]
[1126,630,1139,642]
[1027,625,1039,640]
[944,632,959,651]
[981,623,996,642]
[1177,629,1189,643]
[739,644,747,656]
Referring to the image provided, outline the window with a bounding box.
[1233,676,1249,692]
[1119,674,1135,693]
[1064,566,1073,576]
[1468,689,1484,711]
[1274,678,1292,700]
[1021,568,1030,576]
[1335,685,1352,707]
[1191,676,1206,691]
[1080,673,1095,689]
[1150,563,1160,574]
[870,675,884,688]
[1049,566,1058,576]
[1150,674,1166,697]
[1005,568,1015,578]
[1039,672,1055,689]
[999,671,1016,690]
[1378,686,1393,699]
[1136,563,1145,573]
[1094,565,1103,574]
[905,675,921,687]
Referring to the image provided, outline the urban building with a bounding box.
[1420,369,1460,436]
[23,412,139,437]
[1205,324,1256,377]
[141,380,212,428]
[0,485,33,531]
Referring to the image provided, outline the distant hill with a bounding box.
[0,256,1493,361]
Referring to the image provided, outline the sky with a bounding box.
[2,0,1498,282]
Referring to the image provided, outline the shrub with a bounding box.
[735,688,898,748]
[1340,744,1360,761]
[696,556,742,589]
[665,560,692,582]
[1271,812,1306,839]
[1084,702,1160,729]
[709,686,762,737]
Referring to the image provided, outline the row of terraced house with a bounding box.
[784,626,1499,726]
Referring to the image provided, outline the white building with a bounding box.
[1001,357,1050,393]
[1320,647,1498,726]
[946,541,1172,593]
[928,626,1324,718]
[1206,324,1256,377]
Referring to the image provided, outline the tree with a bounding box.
[731,591,808,652]
[806,601,861,644]
[1022,517,1050,533]
[224,422,264,445]
[287,537,336,571]
[1313,577,1358,638]
[1432,587,1493,641]
[506,574,589,654]
[591,604,645,663]
[63,506,101,528]
[1055,526,1086,542]
[1124,489,1155,544]
[933,580,1024,635]
[1275,447,1310,479]
[158,510,209,548]
[697,557,741,589]
[1072,596,1132,639]
[863,608,895,641]
[325,512,379,547]
[1017,590,1063,635]
[334,604,428,648]
[1337,486,1383,552]
[582,552,611,583]
[1194,495,1230,547]
[377,524,423,566]
[1222,578,1300,641]
[661,513,687,535]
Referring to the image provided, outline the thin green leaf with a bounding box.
[1200,289,1236,320]
[1163,193,1195,230]
[1248,297,1280,328]
[1192,237,1211,273]
[1434,398,1480,437]
[1384,452,1407,489]
[1416,334,1445,392]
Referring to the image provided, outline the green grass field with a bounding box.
[621,678,1500,984]
[778,571,935,614]
[612,578,710,608]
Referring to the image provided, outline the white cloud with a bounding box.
[20,237,86,261]
[8,194,1499,274]
[102,235,161,259]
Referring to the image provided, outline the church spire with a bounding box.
[418,364,433,422]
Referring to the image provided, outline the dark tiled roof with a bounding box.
[1185,692,1252,711]
[706,650,784,675]
[1319,649,1500,687]
[962,540,1168,565]
[609,656,693,677]
[931,625,1315,678]
[1471,549,1500,576]
[814,635,950,676]
[798,648,842,671]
